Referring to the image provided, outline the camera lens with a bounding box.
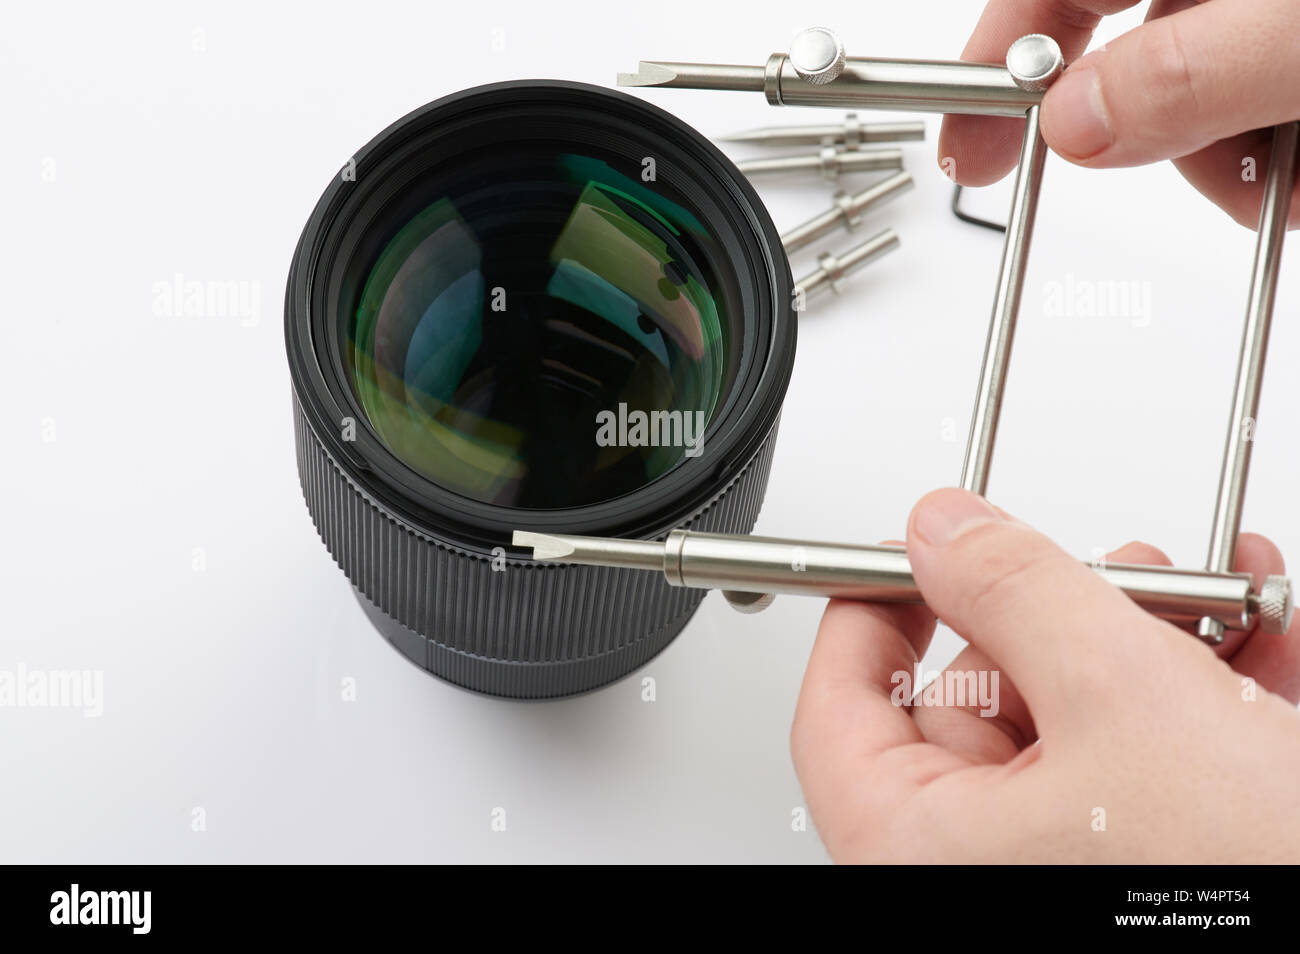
[286,81,794,698]
[346,149,731,508]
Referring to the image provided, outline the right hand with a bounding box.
[939,0,1300,228]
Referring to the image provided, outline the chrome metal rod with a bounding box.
[720,116,926,148]
[781,170,913,253]
[960,106,1048,495]
[513,530,1294,634]
[1198,121,1300,642]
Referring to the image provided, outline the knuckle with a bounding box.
[1139,20,1203,120]
[1047,0,1103,34]
[1062,640,1132,702]
[955,528,1059,629]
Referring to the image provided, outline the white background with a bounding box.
[3,1,1297,863]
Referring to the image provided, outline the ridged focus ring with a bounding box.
[294,397,780,698]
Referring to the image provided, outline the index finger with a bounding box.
[938,0,1139,185]
[791,588,975,849]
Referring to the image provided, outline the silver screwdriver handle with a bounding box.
[513,529,1293,634]
[664,530,1292,634]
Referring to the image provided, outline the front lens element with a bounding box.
[347,150,732,509]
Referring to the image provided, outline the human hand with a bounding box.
[939,0,1300,228]
[791,487,1300,862]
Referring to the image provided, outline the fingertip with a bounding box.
[1040,63,1115,165]
[907,487,1004,553]
[1106,540,1174,567]
[817,596,935,661]
[1234,533,1286,584]
[938,114,1025,186]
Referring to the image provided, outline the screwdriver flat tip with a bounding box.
[512,531,666,570]
[511,531,576,561]
[616,62,677,87]
[618,62,766,92]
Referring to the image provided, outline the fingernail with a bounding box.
[1044,66,1113,160]
[912,490,1003,547]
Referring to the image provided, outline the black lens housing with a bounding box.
[286,80,795,698]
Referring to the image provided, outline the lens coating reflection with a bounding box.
[348,150,732,509]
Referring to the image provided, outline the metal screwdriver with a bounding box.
[513,530,1294,634]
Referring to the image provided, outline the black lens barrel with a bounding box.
[286,81,794,698]
[294,399,780,697]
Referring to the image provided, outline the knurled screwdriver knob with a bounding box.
[1006,34,1065,93]
[1257,575,1294,634]
[789,27,846,85]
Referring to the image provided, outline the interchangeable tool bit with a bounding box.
[781,170,913,252]
[512,529,1294,633]
[792,229,899,302]
[735,145,904,181]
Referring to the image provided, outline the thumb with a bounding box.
[1041,0,1300,168]
[906,489,1165,733]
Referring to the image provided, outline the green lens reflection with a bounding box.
[347,151,731,509]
